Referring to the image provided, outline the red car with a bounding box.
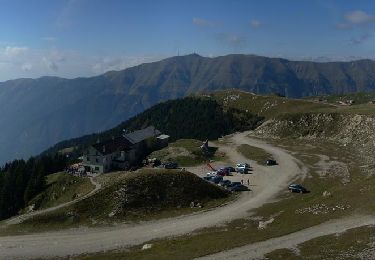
[216,168,230,176]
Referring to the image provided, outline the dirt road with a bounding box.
[0,132,303,258]
[198,215,375,260]
[3,177,102,226]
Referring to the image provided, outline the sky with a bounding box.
[0,0,374,81]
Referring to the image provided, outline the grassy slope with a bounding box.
[3,169,231,234]
[149,139,226,167]
[209,89,375,117]
[27,172,94,210]
[209,90,335,118]
[309,92,375,105]
[265,225,375,259]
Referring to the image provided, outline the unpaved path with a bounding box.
[3,177,101,226]
[198,215,375,260]
[0,132,303,258]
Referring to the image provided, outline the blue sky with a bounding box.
[0,0,374,81]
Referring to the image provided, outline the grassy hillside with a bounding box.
[310,92,375,105]
[27,172,94,211]
[209,89,335,119]
[149,139,226,167]
[13,170,230,232]
[209,89,375,118]
[265,225,375,259]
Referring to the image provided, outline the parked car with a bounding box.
[203,176,214,181]
[206,171,217,176]
[266,159,277,166]
[216,171,226,176]
[210,176,223,184]
[229,184,249,192]
[288,184,308,193]
[164,162,178,169]
[223,166,236,172]
[237,168,250,174]
[235,163,250,172]
[217,168,230,176]
[218,180,232,187]
[227,182,241,188]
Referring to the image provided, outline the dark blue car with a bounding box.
[164,162,178,169]
[266,159,277,166]
[223,166,236,172]
[210,176,223,184]
[218,180,232,187]
[288,184,308,193]
[203,176,214,181]
[229,184,249,191]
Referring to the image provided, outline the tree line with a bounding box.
[44,97,264,156]
[0,154,68,220]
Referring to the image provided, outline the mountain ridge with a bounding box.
[1,53,375,164]
[2,53,375,85]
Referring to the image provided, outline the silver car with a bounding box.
[235,163,250,172]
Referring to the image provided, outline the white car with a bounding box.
[235,163,250,172]
[206,171,217,176]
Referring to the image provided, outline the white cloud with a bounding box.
[335,10,374,44]
[92,57,125,73]
[192,17,215,27]
[336,10,374,30]
[250,20,261,28]
[21,63,32,71]
[4,46,28,57]
[43,57,59,71]
[41,49,67,72]
[0,45,166,81]
[344,10,374,25]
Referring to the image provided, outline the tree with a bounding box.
[24,161,46,204]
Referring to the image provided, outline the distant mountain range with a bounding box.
[1,53,375,164]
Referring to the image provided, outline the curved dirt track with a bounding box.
[4,177,102,226]
[198,215,375,260]
[0,132,303,258]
